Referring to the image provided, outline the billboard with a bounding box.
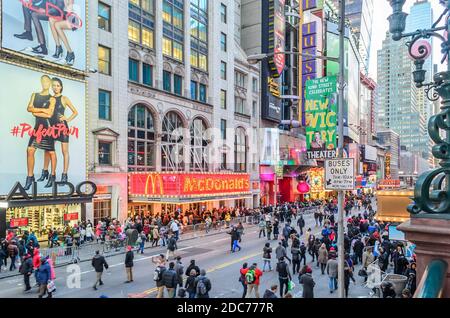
[260,128,280,165]
[1,0,86,71]
[305,76,337,160]
[268,0,286,77]
[0,61,86,195]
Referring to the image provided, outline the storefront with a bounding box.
[260,166,276,206]
[0,181,97,240]
[128,172,252,217]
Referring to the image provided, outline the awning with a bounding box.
[129,194,253,204]
[375,190,413,223]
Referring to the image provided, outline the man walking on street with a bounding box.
[161,261,178,298]
[276,257,292,298]
[174,256,184,297]
[297,215,305,235]
[243,263,263,298]
[124,246,134,283]
[275,241,291,263]
[258,219,266,238]
[20,253,33,292]
[153,254,167,298]
[195,269,212,298]
[36,257,52,298]
[326,253,339,293]
[92,250,109,290]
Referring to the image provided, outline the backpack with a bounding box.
[245,269,256,284]
[196,278,207,295]
[153,266,164,282]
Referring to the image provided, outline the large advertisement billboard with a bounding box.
[268,0,286,77]
[305,76,337,160]
[1,0,86,71]
[0,61,86,195]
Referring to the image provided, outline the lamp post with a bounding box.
[387,0,450,215]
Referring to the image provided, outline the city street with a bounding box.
[0,208,370,299]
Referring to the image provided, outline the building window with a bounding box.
[190,0,208,72]
[190,117,209,171]
[235,97,246,114]
[252,100,257,117]
[220,119,227,140]
[98,89,111,121]
[98,141,112,165]
[162,0,184,61]
[129,58,139,82]
[162,111,185,171]
[220,33,227,52]
[252,78,258,93]
[220,90,227,109]
[235,71,246,88]
[220,61,227,80]
[191,81,198,100]
[128,0,155,49]
[235,128,247,172]
[93,200,111,226]
[199,84,207,103]
[163,71,171,92]
[98,2,111,32]
[128,104,155,171]
[220,3,227,23]
[143,63,153,86]
[98,45,111,75]
[174,74,183,95]
[221,153,227,170]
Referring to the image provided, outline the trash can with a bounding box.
[383,274,408,297]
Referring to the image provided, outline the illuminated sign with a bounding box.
[385,153,392,179]
[309,168,325,192]
[379,179,400,188]
[129,173,251,197]
[64,213,79,221]
[10,218,28,227]
[268,0,286,77]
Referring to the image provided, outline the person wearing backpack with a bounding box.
[166,234,177,260]
[174,256,184,297]
[20,253,33,292]
[153,258,167,298]
[276,257,292,297]
[243,263,263,298]
[239,263,248,298]
[91,250,109,290]
[195,269,212,298]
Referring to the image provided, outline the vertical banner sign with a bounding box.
[305,76,338,160]
[268,0,286,78]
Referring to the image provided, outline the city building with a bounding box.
[399,146,430,188]
[330,0,374,74]
[377,32,428,160]
[86,0,261,224]
[377,130,401,180]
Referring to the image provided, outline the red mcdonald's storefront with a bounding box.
[128,172,252,217]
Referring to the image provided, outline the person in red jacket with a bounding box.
[32,249,41,287]
[242,263,263,298]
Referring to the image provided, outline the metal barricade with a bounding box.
[40,245,81,266]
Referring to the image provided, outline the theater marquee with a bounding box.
[129,173,251,198]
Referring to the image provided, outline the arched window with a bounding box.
[235,128,247,172]
[128,104,155,171]
[190,117,209,171]
[161,111,185,171]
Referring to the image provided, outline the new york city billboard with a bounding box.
[0,61,86,195]
[1,0,86,71]
[268,0,286,78]
[305,76,338,160]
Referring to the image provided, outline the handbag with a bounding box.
[358,269,367,277]
[47,280,56,293]
[178,287,186,298]
[288,280,295,291]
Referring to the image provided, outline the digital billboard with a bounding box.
[305,76,337,160]
[0,61,86,195]
[1,0,86,71]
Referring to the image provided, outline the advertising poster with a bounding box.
[305,76,337,160]
[0,61,86,195]
[1,0,86,71]
[268,0,286,77]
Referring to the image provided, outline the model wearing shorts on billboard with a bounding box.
[37,77,78,186]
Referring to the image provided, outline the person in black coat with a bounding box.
[185,268,198,298]
[273,220,280,240]
[20,253,33,291]
[92,250,108,290]
[263,285,278,298]
[161,262,178,298]
[185,259,200,277]
[405,262,417,295]
[297,215,305,235]
[124,246,134,283]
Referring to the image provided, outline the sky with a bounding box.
[368,0,446,80]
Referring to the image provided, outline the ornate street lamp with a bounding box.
[387,0,450,214]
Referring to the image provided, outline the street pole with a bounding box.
[337,0,346,299]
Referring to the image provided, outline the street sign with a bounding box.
[325,158,355,190]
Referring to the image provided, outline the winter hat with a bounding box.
[330,247,336,252]
[306,266,312,274]
[127,246,132,252]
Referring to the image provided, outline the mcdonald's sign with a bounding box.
[129,173,251,197]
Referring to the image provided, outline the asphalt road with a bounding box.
[0,206,373,298]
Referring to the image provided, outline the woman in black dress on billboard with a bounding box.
[25,75,57,190]
[37,77,78,185]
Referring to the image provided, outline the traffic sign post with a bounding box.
[325,158,355,191]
